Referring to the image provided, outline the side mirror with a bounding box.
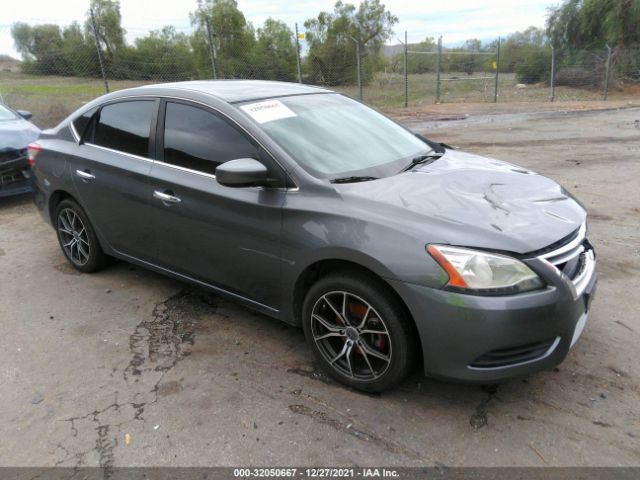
[17,110,32,120]
[216,158,268,188]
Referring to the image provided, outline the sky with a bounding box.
[0,0,553,58]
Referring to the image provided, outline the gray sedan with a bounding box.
[30,81,597,392]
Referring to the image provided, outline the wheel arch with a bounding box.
[48,190,76,225]
[47,189,112,256]
[291,258,415,332]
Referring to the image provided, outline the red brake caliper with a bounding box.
[348,302,385,353]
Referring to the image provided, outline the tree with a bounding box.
[11,23,68,74]
[12,23,62,59]
[84,0,125,60]
[254,19,297,81]
[499,26,547,73]
[131,27,197,80]
[547,0,640,50]
[394,37,436,74]
[304,0,397,85]
[546,0,640,84]
[460,38,481,75]
[190,0,256,78]
[62,22,99,76]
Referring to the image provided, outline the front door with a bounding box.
[147,100,286,309]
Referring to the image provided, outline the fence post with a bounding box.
[603,44,612,101]
[403,30,408,108]
[550,45,556,102]
[294,23,302,83]
[493,36,501,103]
[435,36,442,103]
[89,8,109,94]
[355,41,362,100]
[205,18,218,80]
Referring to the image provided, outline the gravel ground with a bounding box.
[0,106,639,468]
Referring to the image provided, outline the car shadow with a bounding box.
[0,192,34,210]
[46,247,545,437]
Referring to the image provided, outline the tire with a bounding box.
[302,271,417,392]
[54,198,109,273]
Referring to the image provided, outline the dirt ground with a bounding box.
[0,105,639,468]
[386,98,639,122]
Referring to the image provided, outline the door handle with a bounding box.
[76,169,95,181]
[153,190,182,204]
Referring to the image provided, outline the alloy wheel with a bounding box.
[57,208,91,266]
[310,291,392,381]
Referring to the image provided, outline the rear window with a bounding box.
[92,101,156,157]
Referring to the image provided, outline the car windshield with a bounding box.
[0,105,18,122]
[239,93,430,179]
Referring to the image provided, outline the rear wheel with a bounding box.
[302,272,417,392]
[55,199,108,273]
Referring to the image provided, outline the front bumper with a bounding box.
[390,244,597,383]
[0,152,32,198]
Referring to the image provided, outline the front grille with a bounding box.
[538,223,592,280]
[469,338,558,369]
[0,148,27,163]
[1,169,29,187]
[547,243,586,280]
[0,149,29,187]
[536,222,596,297]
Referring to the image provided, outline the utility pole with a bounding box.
[294,23,302,83]
[90,7,109,93]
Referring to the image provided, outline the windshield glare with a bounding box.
[242,94,429,179]
[0,105,18,122]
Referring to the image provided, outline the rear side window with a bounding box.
[162,102,259,175]
[72,106,98,140]
[93,101,156,157]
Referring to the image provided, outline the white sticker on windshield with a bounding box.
[240,99,296,124]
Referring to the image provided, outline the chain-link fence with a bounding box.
[1,19,639,128]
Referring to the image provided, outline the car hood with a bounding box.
[0,119,40,150]
[338,149,586,254]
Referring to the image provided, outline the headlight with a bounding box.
[427,245,544,294]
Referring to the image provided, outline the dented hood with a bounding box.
[0,118,40,150]
[340,149,586,254]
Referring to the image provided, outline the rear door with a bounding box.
[146,99,286,309]
[70,98,159,261]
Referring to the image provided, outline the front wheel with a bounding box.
[302,272,417,392]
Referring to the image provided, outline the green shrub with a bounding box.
[515,49,551,84]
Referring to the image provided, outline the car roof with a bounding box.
[135,80,333,104]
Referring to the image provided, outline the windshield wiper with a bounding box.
[400,152,444,173]
[330,176,379,184]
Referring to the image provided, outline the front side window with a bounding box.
[162,102,260,175]
[93,101,156,157]
[240,94,430,179]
